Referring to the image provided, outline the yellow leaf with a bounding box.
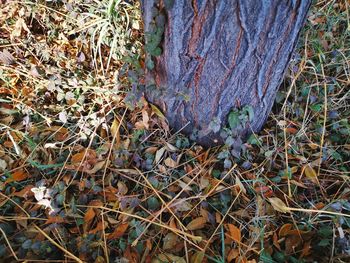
[226,224,241,243]
[186,217,206,230]
[111,118,120,144]
[152,253,186,263]
[150,104,165,119]
[268,197,290,213]
[303,164,318,184]
[191,251,204,263]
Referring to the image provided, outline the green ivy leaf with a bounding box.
[151,47,162,56]
[146,57,155,70]
[228,111,240,129]
[164,0,175,10]
[147,196,160,211]
[243,105,254,121]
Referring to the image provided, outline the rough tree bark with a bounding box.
[141,0,311,146]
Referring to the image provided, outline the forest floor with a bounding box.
[0,1,349,262]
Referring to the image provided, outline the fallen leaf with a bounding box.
[85,160,107,175]
[71,149,96,163]
[111,118,120,144]
[285,235,302,254]
[155,147,166,163]
[227,248,239,262]
[286,127,298,134]
[152,253,186,263]
[84,208,96,224]
[278,223,293,237]
[12,185,35,198]
[88,221,106,234]
[226,224,241,243]
[107,223,128,240]
[165,142,178,152]
[235,176,246,194]
[150,104,165,119]
[117,181,128,195]
[6,170,28,183]
[162,232,178,250]
[186,217,206,231]
[191,251,204,263]
[303,164,318,184]
[164,157,177,168]
[0,50,15,65]
[268,197,290,213]
[45,216,65,225]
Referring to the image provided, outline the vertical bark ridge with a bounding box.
[142,0,311,146]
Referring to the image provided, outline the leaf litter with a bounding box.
[0,1,349,262]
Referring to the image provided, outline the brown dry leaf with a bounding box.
[155,147,166,163]
[199,176,210,190]
[268,197,290,213]
[85,160,107,175]
[303,164,318,184]
[186,217,206,231]
[168,217,178,231]
[273,232,281,250]
[152,253,186,263]
[55,127,69,141]
[6,170,28,183]
[191,251,205,263]
[200,207,210,222]
[286,127,298,134]
[162,232,178,250]
[117,181,128,195]
[12,185,34,198]
[235,256,247,263]
[45,216,65,225]
[227,248,239,262]
[164,157,177,168]
[84,208,96,224]
[165,142,178,152]
[226,224,241,243]
[88,221,106,234]
[142,108,150,129]
[279,223,293,237]
[145,146,158,154]
[300,240,312,257]
[285,235,302,255]
[107,223,128,240]
[177,180,192,192]
[71,149,96,163]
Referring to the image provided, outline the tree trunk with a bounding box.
[141,0,311,147]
